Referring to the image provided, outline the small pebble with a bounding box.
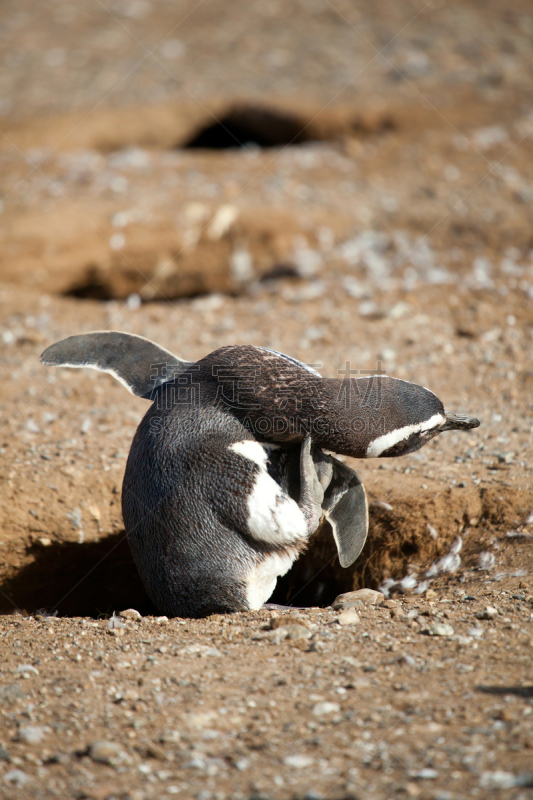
[88,741,126,765]
[479,771,518,790]
[253,624,310,643]
[358,300,381,317]
[476,606,498,620]
[16,664,38,676]
[307,639,328,653]
[333,589,384,608]
[312,701,340,716]
[159,730,180,744]
[390,606,404,618]
[3,769,30,787]
[337,609,360,626]
[126,293,141,310]
[428,622,454,637]
[146,742,167,761]
[414,768,439,779]
[284,754,314,768]
[271,616,308,630]
[396,654,416,667]
[155,616,169,625]
[18,726,46,745]
[119,608,142,621]
[280,624,311,641]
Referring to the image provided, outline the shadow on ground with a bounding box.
[0,526,348,617]
[1,478,524,617]
[0,533,155,618]
[476,685,533,699]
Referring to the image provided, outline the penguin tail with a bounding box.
[40,331,193,399]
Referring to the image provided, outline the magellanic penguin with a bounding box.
[40,332,480,618]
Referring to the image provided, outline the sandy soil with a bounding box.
[1,1,533,798]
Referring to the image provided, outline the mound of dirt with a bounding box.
[274,476,532,607]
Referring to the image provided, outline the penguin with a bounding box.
[40,332,479,617]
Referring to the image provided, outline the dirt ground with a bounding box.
[1,1,533,798]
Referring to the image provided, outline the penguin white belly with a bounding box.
[229,440,308,546]
[245,550,298,610]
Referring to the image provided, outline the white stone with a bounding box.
[337,609,360,626]
[120,608,142,621]
[428,622,454,637]
[284,754,314,769]
[333,589,384,608]
[476,606,498,620]
[313,701,340,716]
[16,664,38,676]
[18,726,47,745]
[480,771,517,790]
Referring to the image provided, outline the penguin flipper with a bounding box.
[40,331,193,399]
[322,457,368,568]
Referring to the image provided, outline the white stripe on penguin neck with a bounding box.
[366,413,444,458]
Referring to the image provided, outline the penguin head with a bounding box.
[360,378,480,459]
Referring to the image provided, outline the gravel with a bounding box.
[1,4,533,799]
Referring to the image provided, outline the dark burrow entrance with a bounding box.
[0,493,480,617]
[182,103,316,149]
[0,528,349,618]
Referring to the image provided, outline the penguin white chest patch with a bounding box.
[229,441,307,546]
[245,550,297,610]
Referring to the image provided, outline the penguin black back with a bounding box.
[166,344,479,459]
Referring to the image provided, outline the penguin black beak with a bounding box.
[441,413,480,431]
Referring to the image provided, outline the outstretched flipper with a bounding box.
[322,456,368,568]
[40,331,193,399]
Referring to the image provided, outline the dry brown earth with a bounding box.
[1,1,533,798]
